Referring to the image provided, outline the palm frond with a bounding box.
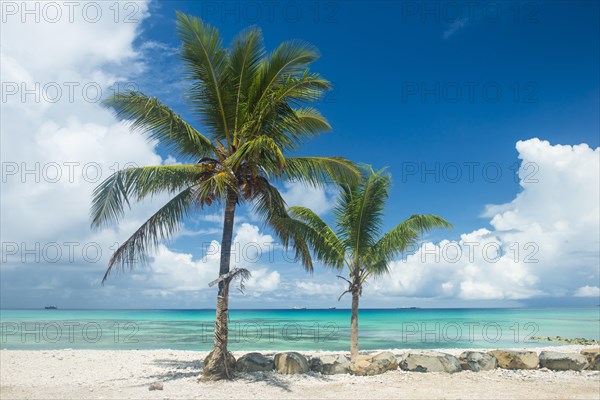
[227,135,287,171]
[102,187,197,283]
[251,40,321,110]
[281,156,360,187]
[103,91,216,159]
[287,206,346,268]
[263,107,332,151]
[365,214,452,276]
[192,170,238,206]
[177,12,233,148]
[91,164,202,229]
[251,178,314,272]
[229,26,265,140]
[274,72,331,104]
[344,169,390,258]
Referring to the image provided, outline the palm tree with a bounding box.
[282,168,451,358]
[90,12,359,380]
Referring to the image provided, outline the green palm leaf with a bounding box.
[91,164,202,229]
[282,156,359,187]
[103,187,197,283]
[177,12,232,148]
[104,91,216,160]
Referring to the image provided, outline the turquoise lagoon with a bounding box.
[1,308,598,351]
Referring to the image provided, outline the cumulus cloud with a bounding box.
[280,181,337,215]
[370,139,600,302]
[244,268,281,294]
[574,286,600,298]
[1,1,158,262]
[0,1,185,307]
[128,223,281,295]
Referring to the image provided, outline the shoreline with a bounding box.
[2,346,599,399]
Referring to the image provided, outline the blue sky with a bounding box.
[138,0,599,235]
[1,1,598,309]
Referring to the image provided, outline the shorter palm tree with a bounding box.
[283,168,451,358]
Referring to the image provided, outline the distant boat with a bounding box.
[291,306,306,310]
[328,307,336,310]
[44,306,57,310]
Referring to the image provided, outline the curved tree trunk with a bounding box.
[202,190,237,380]
[350,290,360,359]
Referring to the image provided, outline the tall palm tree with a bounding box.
[282,168,451,358]
[90,12,359,380]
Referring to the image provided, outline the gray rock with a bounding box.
[274,352,309,374]
[148,382,163,391]
[309,354,350,375]
[539,351,589,371]
[580,348,600,371]
[458,351,498,372]
[350,352,398,376]
[203,350,236,369]
[399,351,461,373]
[488,350,539,370]
[235,352,274,372]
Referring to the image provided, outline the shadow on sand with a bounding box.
[147,359,203,381]
[146,358,333,392]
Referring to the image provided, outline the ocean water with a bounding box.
[1,308,598,351]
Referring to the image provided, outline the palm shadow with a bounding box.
[147,357,334,392]
[147,358,203,382]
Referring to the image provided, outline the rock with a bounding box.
[458,351,498,372]
[538,351,588,371]
[148,382,163,391]
[488,350,538,370]
[274,352,309,374]
[531,336,599,346]
[399,351,461,373]
[203,350,236,369]
[580,348,600,371]
[350,351,398,376]
[235,352,274,372]
[309,354,350,375]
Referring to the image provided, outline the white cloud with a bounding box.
[0,1,189,308]
[139,244,216,291]
[1,1,159,267]
[296,281,345,297]
[133,223,281,294]
[244,268,281,293]
[574,286,600,298]
[370,139,600,302]
[280,181,337,215]
[442,18,468,39]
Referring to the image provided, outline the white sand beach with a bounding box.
[1,346,599,400]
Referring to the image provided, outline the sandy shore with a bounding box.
[1,347,599,399]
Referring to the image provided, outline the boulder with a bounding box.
[580,348,600,371]
[274,352,309,374]
[203,350,236,369]
[458,351,498,372]
[399,351,461,373]
[349,352,398,376]
[235,352,274,372]
[539,351,588,371]
[488,350,538,370]
[148,382,163,391]
[309,354,350,375]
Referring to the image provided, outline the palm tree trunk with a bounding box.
[202,190,237,380]
[350,289,360,359]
